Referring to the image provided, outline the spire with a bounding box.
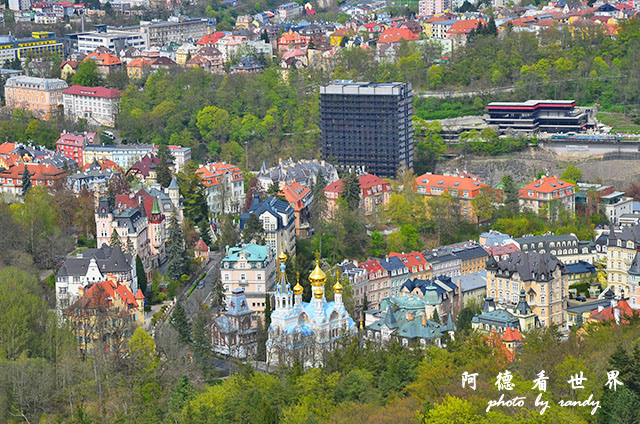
[486,255,498,270]
[168,177,179,190]
[151,196,160,214]
[333,269,343,294]
[382,304,398,329]
[293,271,303,295]
[309,250,327,287]
[514,289,532,316]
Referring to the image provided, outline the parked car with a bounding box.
[576,296,587,302]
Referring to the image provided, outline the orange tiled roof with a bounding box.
[589,300,634,322]
[0,142,16,155]
[128,57,154,68]
[85,52,122,66]
[415,173,488,194]
[196,162,244,187]
[195,238,209,252]
[0,162,66,181]
[519,176,574,198]
[197,32,226,45]
[447,19,486,34]
[378,27,419,43]
[280,180,311,211]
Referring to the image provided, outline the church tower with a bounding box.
[274,248,292,311]
[334,269,344,312]
[309,252,327,317]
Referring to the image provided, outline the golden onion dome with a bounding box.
[333,269,343,293]
[293,271,303,295]
[309,258,327,286]
[333,280,343,294]
[313,287,323,299]
[278,249,288,263]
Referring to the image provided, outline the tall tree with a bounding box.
[501,174,519,216]
[191,306,211,363]
[21,166,32,195]
[219,214,239,249]
[72,60,102,87]
[177,161,208,226]
[310,170,328,230]
[242,213,265,244]
[198,219,212,246]
[341,170,360,211]
[167,215,185,281]
[109,229,121,248]
[170,302,191,344]
[156,143,174,188]
[136,255,147,294]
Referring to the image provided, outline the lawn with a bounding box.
[597,111,640,133]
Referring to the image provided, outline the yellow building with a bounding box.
[605,226,639,298]
[486,252,569,328]
[65,277,144,356]
[60,60,78,80]
[329,28,353,47]
[0,31,64,67]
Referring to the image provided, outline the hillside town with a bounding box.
[2,0,640,420]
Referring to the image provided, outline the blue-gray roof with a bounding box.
[240,194,294,231]
[565,261,596,275]
[452,270,487,294]
[379,256,407,272]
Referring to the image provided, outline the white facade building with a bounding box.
[63,85,121,127]
[77,30,148,55]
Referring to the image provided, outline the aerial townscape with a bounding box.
[3,0,640,420]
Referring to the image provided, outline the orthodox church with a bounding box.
[266,251,357,368]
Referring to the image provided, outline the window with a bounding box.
[541,308,545,316]
[257,274,262,280]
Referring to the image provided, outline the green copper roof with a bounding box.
[151,197,160,214]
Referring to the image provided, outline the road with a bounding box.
[416,85,517,99]
[183,251,225,318]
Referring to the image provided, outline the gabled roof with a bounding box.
[519,176,574,197]
[492,251,568,282]
[280,180,311,211]
[85,52,122,66]
[378,27,419,43]
[447,19,486,34]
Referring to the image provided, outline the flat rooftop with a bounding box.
[321,80,411,96]
[487,100,576,109]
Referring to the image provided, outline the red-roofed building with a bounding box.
[446,19,486,46]
[359,259,390,308]
[194,238,210,261]
[81,158,120,172]
[65,277,144,356]
[278,30,310,52]
[56,131,96,167]
[126,153,159,183]
[587,299,635,324]
[0,162,67,195]
[85,52,123,76]
[60,60,79,80]
[389,251,432,279]
[196,162,245,214]
[197,32,226,45]
[519,175,575,215]
[324,173,392,219]
[126,57,154,79]
[485,243,520,261]
[280,180,312,236]
[63,85,121,127]
[377,27,419,60]
[415,173,490,222]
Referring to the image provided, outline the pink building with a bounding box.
[220,244,276,322]
[56,131,96,167]
[323,173,392,220]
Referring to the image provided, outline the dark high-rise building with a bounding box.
[319,81,413,178]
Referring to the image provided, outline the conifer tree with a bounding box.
[170,301,191,344]
[431,309,440,324]
[157,143,174,188]
[126,237,134,254]
[136,255,147,294]
[109,229,121,248]
[198,219,212,246]
[167,215,185,281]
[191,306,211,362]
[310,170,327,229]
[21,166,32,195]
[341,170,360,211]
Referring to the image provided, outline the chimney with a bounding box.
[407,312,414,321]
[421,314,427,326]
[614,307,620,324]
[598,305,604,312]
